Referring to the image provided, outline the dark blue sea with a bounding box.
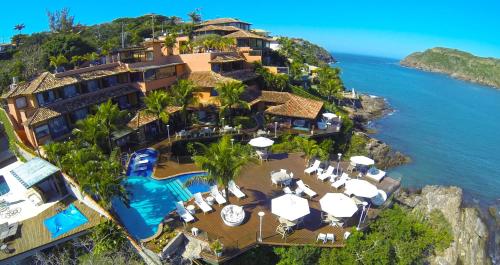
[334,53,500,206]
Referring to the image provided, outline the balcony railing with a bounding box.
[248,50,263,56]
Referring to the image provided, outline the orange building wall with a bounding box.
[178,53,213,72]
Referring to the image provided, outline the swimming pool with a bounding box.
[43,204,89,238]
[0,175,10,196]
[113,148,210,239]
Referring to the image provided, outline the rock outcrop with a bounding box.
[397,186,491,265]
[344,94,391,124]
[354,132,411,169]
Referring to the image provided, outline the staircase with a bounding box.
[165,179,193,202]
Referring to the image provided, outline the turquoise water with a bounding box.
[334,53,500,205]
[43,204,89,238]
[113,149,210,239]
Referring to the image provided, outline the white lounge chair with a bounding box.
[344,231,351,239]
[317,166,334,181]
[326,233,335,243]
[283,187,293,194]
[228,180,246,199]
[175,201,195,223]
[193,193,212,213]
[316,233,327,243]
[136,159,149,165]
[331,173,351,189]
[296,180,317,198]
[304,160,321,175]
[210,185,227,205]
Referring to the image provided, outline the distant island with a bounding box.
[400,47,500,88]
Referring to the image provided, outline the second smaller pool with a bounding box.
[43,204,89,238]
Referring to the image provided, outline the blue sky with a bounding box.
[1,0,499,58]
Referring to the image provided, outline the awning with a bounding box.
[10,158,60,188]
[319,193,358,218]
[271,194,310,221]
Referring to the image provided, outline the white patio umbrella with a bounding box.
[322,112,337,120]
[271,194,310,221]
[319,193,358,218]
[345,179,379,198]
[350,156,375,166]
[249,137,274,148]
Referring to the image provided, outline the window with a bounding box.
[156,66,176,79]
[48,116,69,139]
[144,69,156,81]
[117,73,129,84]
[103,76,118,87]
[130,72,143,82]
[117,95,130,110]
[211,64,221,73]
[85,80,100,92]
[146,51,154,61]
[36,91,55,106]
[34,124,50,139]
[63,85,78,98]
[70,108,88,123]
[237,39,249,47]
[15,97,27,108]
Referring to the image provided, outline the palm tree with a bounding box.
[294,137,320,164]
[49,54,68,73]
[164,33,177,55]
[85,52,100,65]
[74,115,107,147]
[170,80,198,126]
[14,24,25,35]
[216,81,250,125]
[95,100,127,152]
[70,55,85,69]
[187,10,202,24]
[186,135,256,203]
[143,90,171,134]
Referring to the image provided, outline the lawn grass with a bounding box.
[0,108,34,160]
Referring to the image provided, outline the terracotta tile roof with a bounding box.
[250,91,324,120]
[187,71,236,88]
[193,25,241,33]
[4,65,129,98]
[127,106,181,130]
[2,82,30,98]
[26,85,139,126]
[223,30,270,41]
[209,54,245,63]
[221,69,259,82]
[199,18,251,26]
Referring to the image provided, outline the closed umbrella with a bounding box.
[345,179,379,198]
[249,137,274,148]
[319,193,358,218]
[350,156,375,166]
[271,194,310,221]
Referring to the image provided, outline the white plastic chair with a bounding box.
[316,233,327,243]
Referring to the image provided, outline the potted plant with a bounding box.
[210,239,223,257]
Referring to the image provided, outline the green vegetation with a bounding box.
[44,101,129,210]
[186,135,256,204]
[401,47,500,88]
[254,63,291,92]
[0,109,34,160]
[270,135,332,162]
[234,205,452,265]
[144,224,178,253]
[344,133,369,158]
[191,34,236,52]
[216,81,250,125]
[276,37,334,67]
[314,66,344,103]
[170,79,198,126]
[143,90,171,132]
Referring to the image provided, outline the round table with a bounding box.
[186,205,196,214]
[206,196,215,206]
[220,205,245,227]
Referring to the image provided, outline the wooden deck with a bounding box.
[157,153,400,262]
[0,196,103,262]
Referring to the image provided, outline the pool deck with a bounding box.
[0,196,103,262]
[158,153,400,263]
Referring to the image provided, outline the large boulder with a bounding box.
[398,186,491,265]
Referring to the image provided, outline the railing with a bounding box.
[248,50,263,56]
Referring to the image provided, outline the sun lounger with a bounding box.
[366,167,386,182]
[228,180,246,199]
[326,233,335,243]
[316,233,327,243]
[296,180,317,198]
[193,193,213,213]
[210,186,227,205]
[304,160,321,175]
[283,187,293,194]
[317,166,334,181]
[174,201,195,223]
[331,173,350,189]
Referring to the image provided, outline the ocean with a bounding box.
[334,53,500,206]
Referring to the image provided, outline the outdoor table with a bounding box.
[191,227,199,236]
[186,205,196,215]
[271,172,291,186]
[206,196,215,206]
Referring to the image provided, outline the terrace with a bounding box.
[152,152,400,263]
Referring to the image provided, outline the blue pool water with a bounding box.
[0,175,10,196]
[113,148,210,239]
[43,204,89,238]
[334,53,500,205]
